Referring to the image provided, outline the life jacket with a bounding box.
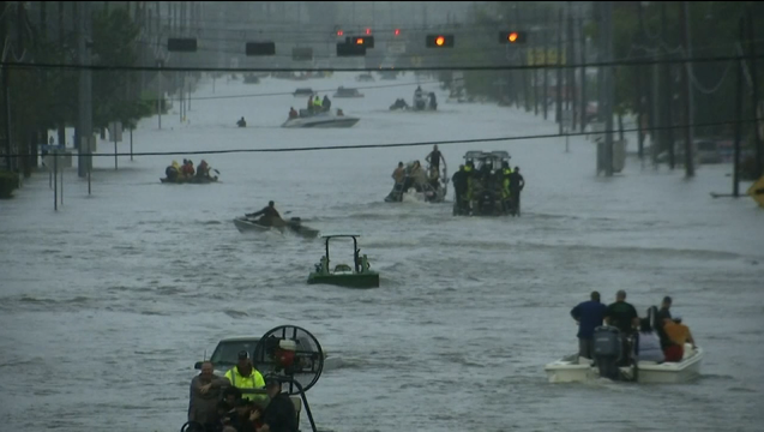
[225,365,265,402]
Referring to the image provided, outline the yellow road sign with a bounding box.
[748,175,764,207]
[526,48,566,66]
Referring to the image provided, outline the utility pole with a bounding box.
[2,2,10,171]
[542,9,549,120]
[660,2,675,170]
[599,1,615,176]
[733,17,745,197]
[680,1,694,177]
[567,2,577,130]
[579,16,587,133]
[556,7,563,130]
[76,0,93,178]
[533,7,539,116]
[747,10,763,178]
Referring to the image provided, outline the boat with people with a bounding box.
[293,88,314,97]
[356,73,374,82]
[233,215,320,239]
[307,234,379,289]
[161,159,219,184]
[333,86,364,98]
[181,325,331,432]
[452,150,521,217]
[384,158,448,204]
[281,108,360,128]
[389,86,437,112]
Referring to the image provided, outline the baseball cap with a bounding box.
[264,375,281,387]
[237,350,249,360]
[672,314,682,321]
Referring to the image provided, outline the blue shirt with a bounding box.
[571,300,608,339]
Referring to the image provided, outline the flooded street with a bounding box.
[1,72,763,432]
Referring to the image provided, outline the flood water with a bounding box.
[1,72,763,432]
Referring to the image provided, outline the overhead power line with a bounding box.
[3,118,759,159]
[3,54,763,73]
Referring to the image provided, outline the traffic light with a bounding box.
[499,31,527,44]
[346,36,374,48]
[336,29,344,36]
[394,29,400,36]
[425,34,454,48]
[365,28,372,35]
[245,42,276,56]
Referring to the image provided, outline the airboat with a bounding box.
[181,325,330,432]
[307,235,380,289]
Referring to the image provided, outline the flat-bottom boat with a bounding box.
[282,110,360,128]
[160,175,218,184]
[233,216,320,239]
[307,234,379,289]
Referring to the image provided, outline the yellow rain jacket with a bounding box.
[225,365,265,403]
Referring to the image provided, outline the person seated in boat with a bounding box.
[249,376,298,432]
[322,95,332,112]
[288,107,298,119]
[182,160,196,177]
[414,85,423,99]
[196,160,210,178]
[635,317,665,363]
[237,117,247,127]
[246,201,284,227]
[336,108,344,117]
[166,160,180,181]
[662,315,697,362]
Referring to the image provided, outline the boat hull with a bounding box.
[160,176,218,184]
[282,116,360,128]
[307,272,380,289]
[233,217,320,238]
[544,345,703,384]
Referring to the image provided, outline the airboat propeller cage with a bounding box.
[252,325,324,395]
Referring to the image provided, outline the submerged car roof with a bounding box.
[218,336,261,343]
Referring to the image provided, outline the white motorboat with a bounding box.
[282,109,360,128]
[545,342,703,384]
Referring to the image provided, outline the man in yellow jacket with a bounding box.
[225,351,266,404]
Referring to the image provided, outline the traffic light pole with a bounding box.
[680,1,695,177]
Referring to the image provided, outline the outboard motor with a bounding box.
[592,326,623,380]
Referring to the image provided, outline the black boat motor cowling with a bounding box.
[593,326,623,380]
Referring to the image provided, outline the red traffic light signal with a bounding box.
[499,31,527,44]
[394,29,400,36]
[336,29,344,36]
[426,34,454,48]
[365,28,371,35]
[346,36,374,48]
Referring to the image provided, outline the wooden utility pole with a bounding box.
[579,16,587,132]
[747,11,763,178]
[680,1,694,177]
[660,2,675,170]
[733,17,745,197]
[543,9,549,120]
[2,1,10,171]
[567,3,577,130]
[556,7,563,132]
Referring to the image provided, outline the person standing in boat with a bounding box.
[425,145,445,178]
[225,351,266,404]
[247,201,284,227]
[322,95,331,112]
[654,296,673,348]
[604,290,640,365]
[188,361,230,429]
[452,165,469,213]
[570,291,607,360]
[313,95,323,112]
[307,95,314,112]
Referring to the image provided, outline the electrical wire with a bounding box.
[3,118,759,159]
[5,53,762,73]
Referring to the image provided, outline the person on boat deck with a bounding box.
[288,107,298,119]
[313,95,323,111]
[655,296,673,348]
[322,95,331,112]
[336,108,344,117]
[188,361,230,429]
[182,160,195,177]
[500,161,513,211]
[635,317,665,363]
[509,166,525,215]
[222,399,259,432]
[307,95,314,111]
[237,117,247,127]
[452,165,469,212]
[250,375,298,432]
[225,351,266,404]
[425,144,445,175]
[662,315,697,362]
[392,162,406,185]
[414,85,423,98]
[246,201,283,227]
[604,290,639,334]
[570,291,608,360]
[409,161,428,191]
